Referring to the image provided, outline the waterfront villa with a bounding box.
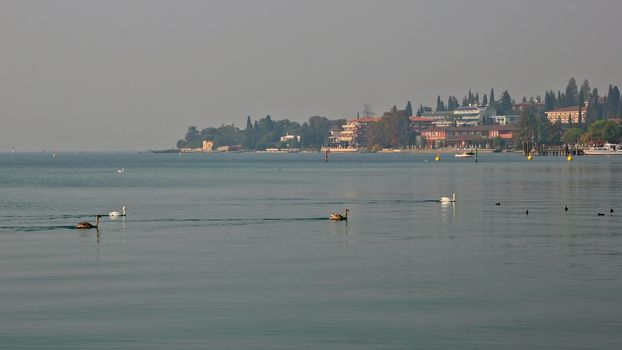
[328,116,381,149]
[545,106,584,124]
[420,125,515,148]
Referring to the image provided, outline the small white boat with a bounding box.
[455,151,475,158]
[117,168,125,173]
[583,143,622,155]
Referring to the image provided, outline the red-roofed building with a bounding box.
[420,125,515,148]
[409,116,435,133]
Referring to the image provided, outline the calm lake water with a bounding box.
[1,152,621,349]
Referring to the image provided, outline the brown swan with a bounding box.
[77,215,101,229]
[329,209,350,221]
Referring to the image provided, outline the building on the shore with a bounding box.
[420,106,492,127]
[202,140,214,151]
[409,117,435,133]
[490,115,520,126]
[279,134,301,143]
[179,140,213,153]
[544,106,584,124]
[453,106,492,126]
[328,116,381,149]
[216,145,241,152]
[420,125,515,148]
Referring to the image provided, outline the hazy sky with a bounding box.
[2,0,621,151]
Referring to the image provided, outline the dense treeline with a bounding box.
[367,105,415,149]
[176,115,344,150]
[176,77,622,150]
[514,78,622,146]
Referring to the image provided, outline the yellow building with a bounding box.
[545,106,584,124]
[202,140,214,151]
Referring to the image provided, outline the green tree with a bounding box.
[514,109,535,146]
[514,109,560,146]
[587,120,622,143]
[544,90,556,111]
[367,119,390,148]
[405,101,413,117]
[586,88,603,125]
[447,96,457,111]
[537,115,561,145]
[564,78,579,107]
[489,88,495,107]
[497,90,513,115]
[492,136,506,149]
[607,85,620,118]
[562,128,583,145]
[242,116,255,149]
[580,79,591,103]
[213,125,242,147]
[436,96,446,111]
[182,126,203,148]
[367,106,413,148]
[462,96,469,106]
[301,116,333,149]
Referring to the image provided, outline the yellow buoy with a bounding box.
[434,154,440,161]
[527,154,533,161]
[567,154,573,161]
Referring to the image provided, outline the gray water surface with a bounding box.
[1,152,621,349]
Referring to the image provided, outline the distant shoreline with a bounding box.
[149,148,513,155]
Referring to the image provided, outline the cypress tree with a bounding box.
[564,78,579,107]
[452,96,459,110]
[607,86,620,118]
[544,91,555,111]
[405,101,413,117]
[242,116,255,149]
[482,94,488,107]
[586,88,596,124]
[580,79,591,103]
[436,96,446,111]
[498,90,513,115]
[489,88,495,106]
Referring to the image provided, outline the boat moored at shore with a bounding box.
[583,143,622,155]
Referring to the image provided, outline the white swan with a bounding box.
[440,193,456,203]
[117,168,125,173]
[109,206,127,217]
